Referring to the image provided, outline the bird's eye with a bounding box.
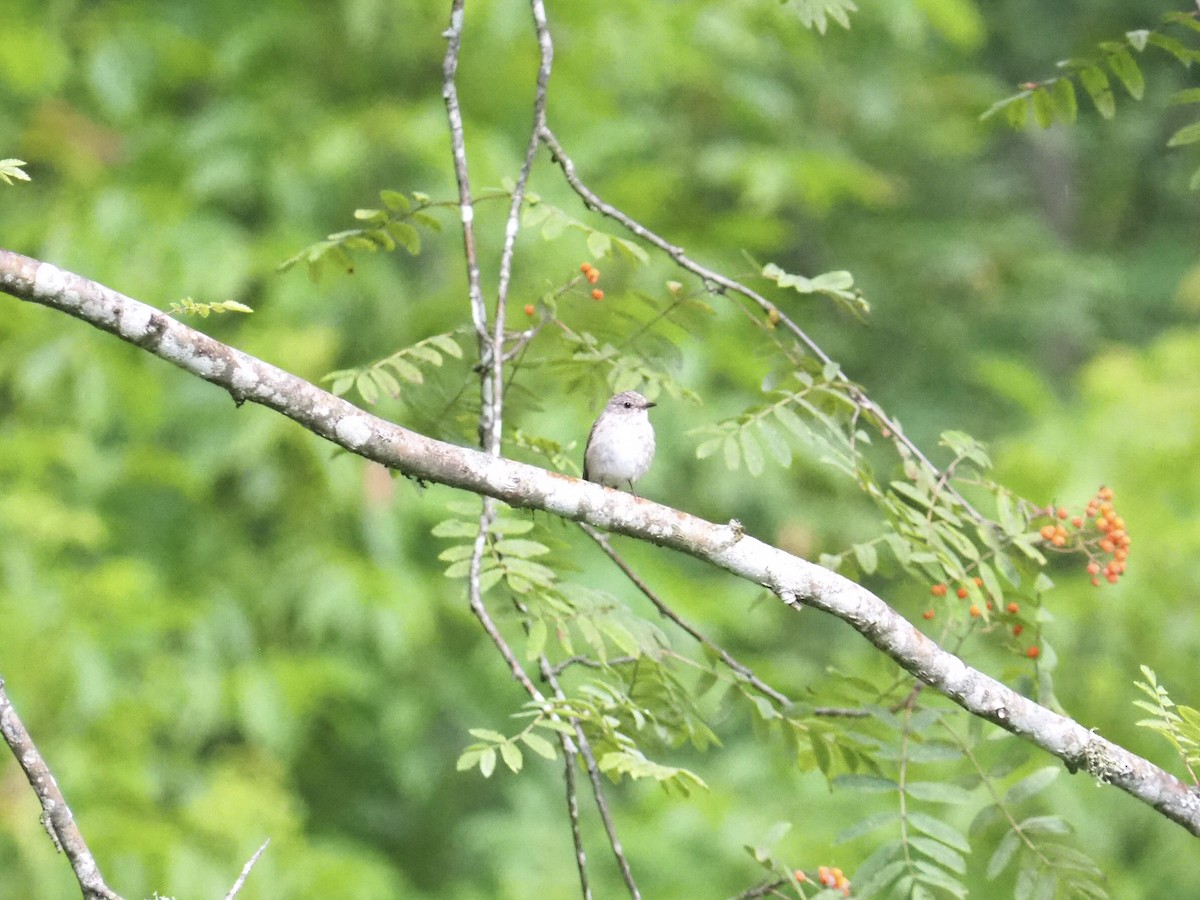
[623,401,633,408]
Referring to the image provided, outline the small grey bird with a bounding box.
[583,390,657,494]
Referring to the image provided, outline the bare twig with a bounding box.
[441,0,488,343]
[540,661,641,899]
[223,838,271,900]
[580,523,792,708]
[560,742,592,900]
[0,678,123,900]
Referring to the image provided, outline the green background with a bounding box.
[2,0,1198,896]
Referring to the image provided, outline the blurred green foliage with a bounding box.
[3,0,1200,897]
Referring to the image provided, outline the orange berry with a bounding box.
[1071,516,1083,528]
[1106,572,1119,584]
[580,262,593,274]
[931,583,948,597]
[1012,624,1023,636]
[1091,577,1101,587]
[1098,539,1115,554]
[1097,517,1111,532]
[1051,533,1067,547]
[1114,548,1128,561]
[1039,525,1056,541]
[794,870,807,884]
[591,289,604,301]
[1086,561,1100,575]
[1056,507,1069,519]
[586,268,600,284]
[969,604,981,617]
[956,587,969,599]
[523,303,535,316]
[1026,645,1040,659]
[1006,602,1019,614]
[973,576,983,587]
[1098,486,1113,501]
[922,609,935,620]
[986,600,994,610]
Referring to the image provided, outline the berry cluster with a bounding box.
[795,865,850,895]
[925,578,1033,656]
[580,261,604,300]
[1037,486,1129,587]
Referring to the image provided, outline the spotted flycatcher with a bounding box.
[583,391,657,494]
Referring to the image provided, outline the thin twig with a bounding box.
[541,661,641,899]
[441,0,488,343]
[537,124,986,525]
[560,741,592,900]
[729,879,791,899]
[0,678,123,900]
[223,838,271,900]
[547,654,638,677]
[579,523,792,708]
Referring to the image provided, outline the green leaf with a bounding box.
[520,730,558,760]
[1051,78,1077,124]
[355,370,379,404]
[905,781,973,805]
[493,539,550,558]
[1106,48,1144,100]
[853,541,878,574]
[479,747,496,778]
[723,434,741,471]
[987,828,1021,879]
[908,811,971,853]
[586,230,612,259]
[1078,65,1115,119]
[525,618,547,661]
[1031,87,1054,128]
[385,356,425,383]
[835,810,900,843]
[1125,29,1149,52]
[1017,815,1071,835]
[369,367,402,399]
[1167,120,1200,147]
[432,518,478,537]
[756,418,792,467]
[740,428,764,476]
[910,836,966,874]
[1148,32,1198,66]
[499,741,523,773]
[468,728,507,742]
[773,404,809,441]
[427,334,464,358]
[832,773,897,793]
[761,820,793,848]
[456,748,482,771]
[1004,766,1060,805]
[1005,95,1030,129]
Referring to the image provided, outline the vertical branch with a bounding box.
[0,678,123,900]
[487,0,554,455]
[445,3,636,896]
[441,0,488,345]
